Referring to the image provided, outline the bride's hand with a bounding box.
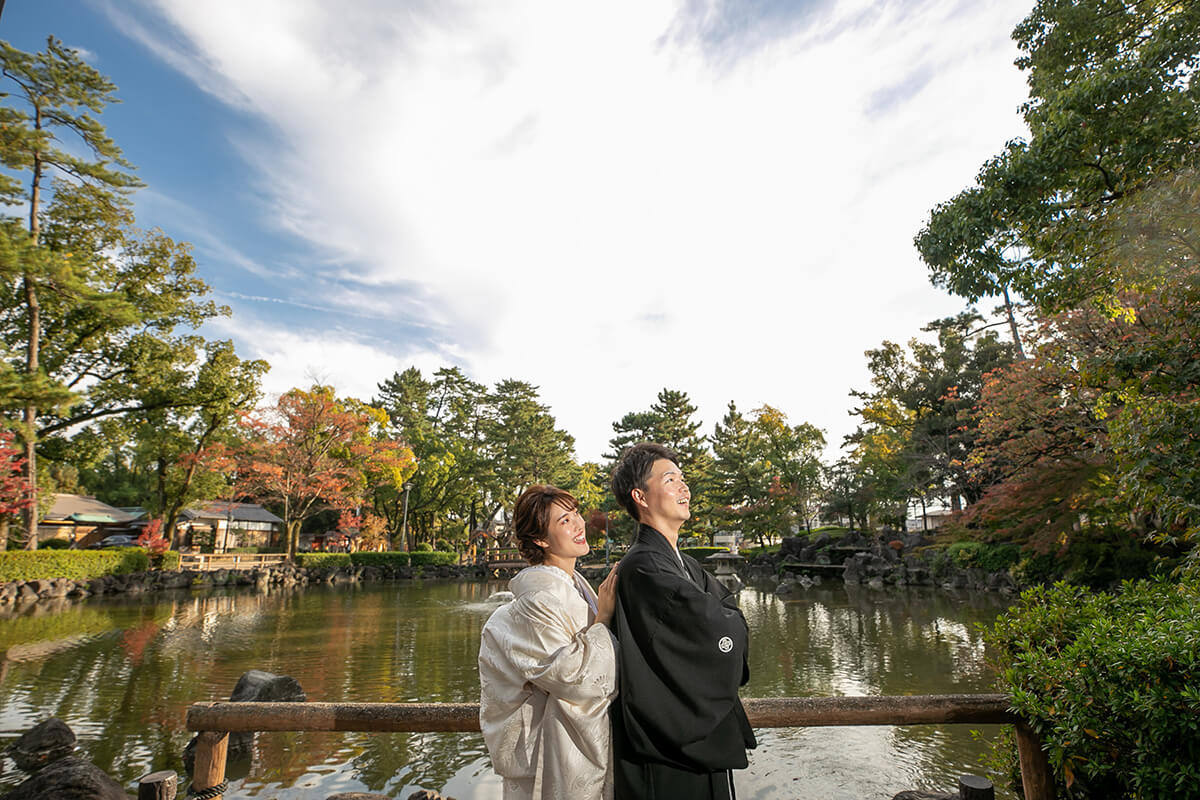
[595,565,618,626]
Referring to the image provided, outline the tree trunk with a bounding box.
[21,274,39,550]
[287,519,300,561]
[21,119,44,551]
[0,516,9,551]
[1003,286,1026,360]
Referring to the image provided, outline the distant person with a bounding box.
[478,484,620,800]
[609,443,756,799]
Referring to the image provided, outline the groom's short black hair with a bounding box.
[611,442,679,522]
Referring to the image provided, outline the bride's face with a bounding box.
[536,501,590,563]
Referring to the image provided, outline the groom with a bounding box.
[609,442,756,799]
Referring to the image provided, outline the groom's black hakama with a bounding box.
[611,524,757,799]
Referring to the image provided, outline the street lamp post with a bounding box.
[401,481,414,552]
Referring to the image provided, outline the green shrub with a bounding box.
[40,538,71,550]
[295,553,352,569]
[414,542,434,552]
[1011,552,1059,586]
[946,541,1020,572]
[350,551,410,568]
[928,548,953,579]
[0,549,149,582]
[155,551,181,571]
[680,546,730,561]
[986,579,1200,796]
[739,544,780,560]
[409,550,456,568]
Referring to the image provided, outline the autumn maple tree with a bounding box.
[0,430,33,550]
[236,386,415,559]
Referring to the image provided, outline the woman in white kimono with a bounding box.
[478,484,619,800]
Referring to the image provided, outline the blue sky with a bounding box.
[3,0,1030,461]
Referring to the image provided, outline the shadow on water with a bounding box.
[0,579,1014,799]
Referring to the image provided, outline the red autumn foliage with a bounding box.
[137,518,170,555]
[0,431,34,517]
[236,387,414,558]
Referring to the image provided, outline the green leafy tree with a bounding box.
[754,405,826,533]
[846,313,1015,524]
[374,366,490,547]
[0,37,140,546]
[709,401,770,542]
[606,387,714,539]
[916,0,1200,316]
[483,379,578,529]
[1,38,239,550]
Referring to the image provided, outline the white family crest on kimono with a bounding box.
[479,565,618,800]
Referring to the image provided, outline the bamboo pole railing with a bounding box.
[185,695,1055,799]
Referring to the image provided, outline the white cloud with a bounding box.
[205,317,447,404]
[128,0,1030,460]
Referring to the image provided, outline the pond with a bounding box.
[0,579,1015,799]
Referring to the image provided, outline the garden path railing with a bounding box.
[178,553,288,572]
[184,694,1055,799]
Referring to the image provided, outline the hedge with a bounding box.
[987,578,1200,796]
[154,551,181,571]
[409,551,457,567]
[680,546,730,561]
[0,549,151,582]
[294,553,352,569]
[350,552,410,568]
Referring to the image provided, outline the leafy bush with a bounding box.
[0,549,149,582]
[295,553,352,569]
[414,542,434,552]
[40,538,71,549]
[739,544,780,560]
[946,541,1020,572]
[987,579,1200,796]
[350,551,410,568]
[409,551,456,568]
[1004,532,1167,588]
[156,551,181,571]
[680,546,730,561]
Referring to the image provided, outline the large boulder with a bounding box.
[5,717,76,772]
[779,536,807,560]
[0,756,129,800]
[185,671,306,774]
[230,670,306,703]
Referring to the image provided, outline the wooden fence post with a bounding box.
[137,770,178,800]
[191,731,229,800]
[1015,722,1056,800]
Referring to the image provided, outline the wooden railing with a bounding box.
[178,553,289,572]
[185,695,1055,799]
[457,547,528,568]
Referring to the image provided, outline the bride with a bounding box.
[478,485,619,800]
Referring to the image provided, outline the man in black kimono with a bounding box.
[609,442,756,799]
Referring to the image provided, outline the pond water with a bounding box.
[0,579,1015,799]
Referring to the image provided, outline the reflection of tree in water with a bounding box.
[742,583,1009,697]
[888,724,1015,799]
[740,582,1015,797]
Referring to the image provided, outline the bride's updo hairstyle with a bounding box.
[513,484,579,565]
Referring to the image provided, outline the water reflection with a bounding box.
[0,580,1013,799]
